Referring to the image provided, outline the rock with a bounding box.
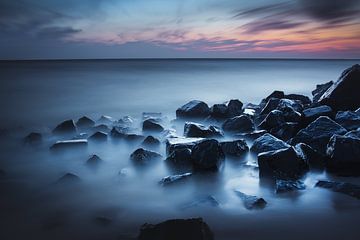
[86,154,103,167]
[270,122,299,141]
[326,135,360,174]
[50,139,87,150]
[88,131,107,142]
[315,180,360,199]
[318,64,360,111]
[138,218,214,240]
[117,116,134,126]
[281,106,302,123]
[227,99,243,117]
[57,173,80,184]
[76,116,95,128]
[111,128,145,142]
[142,136,160,147]
[265,90,284,101]
[181,195,220,209]
[295,143,325,169]
[72,133,88,140]
[289,116,347,154]
[335,111,360,131]
[210,103,228,119]
[250,133,290,154]
[53,120,77,135]
[312,81,333,102]
[166,147,192,166]
[302,105,333,125]
[356,108,360,114]
[345,128,360,139]
[166,137,204,156]
[220,139,249,157]
[260,98,281,115]
[284,94,311,105]
[130,148,162,165]
[142,112,162,120]
[257,147,309,179]
[159,173,192,186]
[234,130,267,140]
[184,122,223,138]
[275,179,306,193]
[176,100,210,119]
[277,99,303,113]
[97,115,114,125]
[110,127,126,139]
[258,110,285,130]
[234,190,267,210]
[143,119,164,132]
[24,132,42,144]
[92,124,110,133]
[191,139,225,170]
[222,115,254,133]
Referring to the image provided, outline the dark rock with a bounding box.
[138,218,214,240]
[290,116,347,154]
[24,132,42,144]
[312,81,333,102]
[345,128,360,139]
[265,90,285,101]
[53,120,77,135]
[277,99,303,113]
[295,143,325,169]
[315,180,360,199]
[222,115,254,133]
[258,110,285,131]
[86,154,103,167]
[220,139,249,157]
[184,122,223,138]
[143,119,164,132]
[356,108,360,114]
[281,106,302,123]
[57,173,80,184]
[117,116,134,126]
[234,190,267,210]
[335,111,360,131]
[72,133,88,140]
[302,105,334,125]
[250,133,290,154]
[88,131,107,141]
[257,147,309,180]
[97,115,114,125]
[318,64,360,111]
[227,99,243,117]
[159,173,192,186]
[270,122,299,141]
[275,179,306,193]
[110,127,126,139]
[260,98,281,115]
[234,130,267,140]
[166,147,192,166]
[176,100,210,119]
[191,139,225,170]
[166,137,204,156]
[50,139,88,150]
[284,94,311,105]
[210,103,228,119]
[142,136,160,147]
[130,148,162,165]
[92,124,110,133]
[76,116,95,128]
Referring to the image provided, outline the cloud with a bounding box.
[37,27,82,39]
[241,19,306,34]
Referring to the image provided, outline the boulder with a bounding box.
[345,128,360,139]
[92,124,110,133]
[191,139,225,170]
[259,110,285,131]
[166,147,192,166]
[166,137,204,156]
[277,99,303,113]
[250,133,290,154]
[125,134,145,142]
[302,105,333,125]
[50,139,87,150]
[97,115,114,125]
[130,148,162,165]
[335,111,360,131]
[281,106,302,123]
[210,103,228,119]
[76,116,95,128]
[264,90,285,102]
[159,173,192,186]
[138,218,214,240]
[184,122,223,138]
[318,64,360,111]
[234,190,267,210]
[88,131,107,142]
[284,94,311,105]
[312,81,333,102]
[117,116,134,126]
[257,147,309,179]
[315,180,360,199]
[270,122,299,141]
[227,99,243,117]
[86,154,103,167]
[24,132,42,144]
[260,98,281,115]
[56,173,80,184]
[220,139,249,157]
[275,179,306,193]
[142,119,164,132]
[222,115,254,133]
[53,120,77,135]
[295,143,325,169]
[142,136,161,147]
[289,116,347,154]
[176,100,210,119]
[234,130,267,140]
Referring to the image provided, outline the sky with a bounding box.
[0,0,360,59]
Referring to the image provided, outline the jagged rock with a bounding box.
[270,122,299,141]
[335,111,360,131]
[290,116,347,154]
[57,173,80,184]
[312,81,333,102]
[210,103,228,119]
[302,105,333,125]
[191,139,225,170]
[117,116,134,126]
[222,115,254,133]
[265,90,285,101]
[97,115,114,125]
[130,148,162,165]
[166,147,192,166]
[53,120,77,135]
[184,122,223,138]
[180,195,220,209]
[138,218,214,240]
[176,100,210,119]
[24,132,42,144]
[73,133,88,140]
[295,143,325,169]
[50,139,87,150]
[257,147,309,179]
[318,64,360,111]
[345,128,360,139]
[258,110,285,130]
[142,136,160,147]
[110,127,126,139]
[166,137,204,155]
[143,119,164,132]
[92,124,110,133]
[159,173,192,186]
[88,131,107,141]
[234,130,267,140]
[86,154,103,167]
[260,98,281,115]
[284,94,311,105]
[275,179,306,193]
[227,99,243,117]
[220,139,249,157]
[250,133,290,154]
[315,180,360,199]
[277,99,303,113]
[234,190,267,210]
[76,116,95,128]
[281,106,302,123]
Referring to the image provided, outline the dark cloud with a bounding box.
[242,19,305,34]
[37,27,82,39]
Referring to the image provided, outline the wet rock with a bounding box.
[281,106,302,123]
[234,130,267,140]
[250,133,290,154]
[76,116,95,128]
[222,115,254,133]
[97,115,114,125]
[270,122,299,141]
[227,99,243,117]
[210,103,228,119]
[138,218,214,240]
[53,120,77,135]
[143,119,164,132]
[184,122,223,138]
[220,139,249,157]
[315,180,360,199]
[275,179,306,193]
[50,139,87,150]
[92,124,110,133]
[191,139,225,170]
[277,98,303,113]
[72,133,88,140]
[166,137,204,156]
[130,148,162,165]
[258,110,285,131]
[24,132,42,144]
[234,190,267,210]
[290,116,347,154]
[88,131,107,142]
[159,172,192,186]
[258,147,309,179]
[284,94,311,105]
[345,128,360,139]
[260,98,281,115]
[265,90,284,101]
[142,136,160,147]
[117,116,134,126]
[166,147,192,166]
[110,127,126,139]
[318,64,360,111]
[335,111,360,131]
[86,154,103,167]
[302,105,334,125]
[176,100,210,119]
[57,173,80,184]
[312,81,333,102]
[295,143,325,169]
[126,134,146,142]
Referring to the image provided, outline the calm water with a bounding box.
[0,59,360,240]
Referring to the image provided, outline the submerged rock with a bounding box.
[315,180,360,199]
[176,100,210,119]
[250,133,290,154]
[227,99,243,117]
[166,147,192,166]
[88,131,107,142]
[181,195,220,209]
[53,120,77,135]
[24,132,42,144]
[130,148,162,165]
[142,119,164,132]
[159,173,192,186]
[234,190,267,210]
[57,173,80,184]
[335,111,360,131]
[76,116,95,128]
[86,154,103,167]
[184,122,223,138]
[50,139,87,150]
[97,115,114,125]
[275,179,306,193]
[220,139,249,157]
[312,81,333,102]
[142,136,161,147]
[191,139,225,170]
[284,94,311,105]
[138,218,214,240]
[222,115,254,133]
[210,103,228,119]
[302,105,333,125]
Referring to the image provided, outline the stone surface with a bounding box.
[53,120,77,135]
[335,111,360,131]
[210,103,228,119]
[284,94,311,105]
[159,173,192,186]
[222,115,254,133]
[142,119,164,132]
[295,143,325,169]
[50,139,88,150]
[277,99,303,113]
[130,148,162,165]
[234,190,267,210]
[250,133,290,154]
[191,139,225,170]
[176,100,210,119]
[184,122,223,138]
[166,137,204,156]
[258,110,285,131]
[265,90,284,101]
[315,180,360,199]
[234,130,267,140]
[86,154,103,167]
[260,98,281,115]
[142,136,161,147]
[165,147,192,166]
[88,131,107,141]
[270,122,299,141]
[76,116,95,128]
[312,81,333,102]
[345,128,360,139]
[220,139,249,157]
[302,105,333,125]
[97,115,114,125]
[227,99,243,117]
[92,124,110,133]
[275,179,306,193]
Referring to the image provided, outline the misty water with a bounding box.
[1,59,360,240]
